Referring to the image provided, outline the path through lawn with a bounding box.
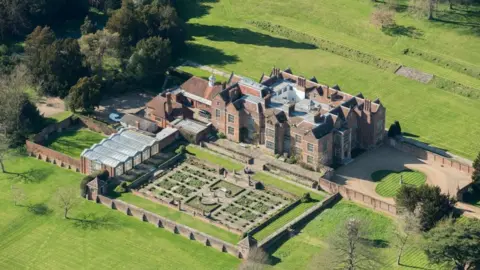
[373,170,426,198]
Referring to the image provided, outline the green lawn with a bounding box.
[251,172,326,241]
[186,145,244,171]
[177,66,230,83]
[177,0,480,160]
[269,201,446,270]
[0,156,239,270]
[46,111,73,123]
[44,128,106,158]
[118,192,240,244]
[373,170,426,198]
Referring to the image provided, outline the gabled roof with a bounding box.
[120,114,158,133]
[180,76,223,101]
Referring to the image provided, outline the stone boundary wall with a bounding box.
[201,141,253,164]
[389,138,473,175]
[78,115,117,135]
[246,198,302,237]
[25,140,81,172]
[258,193,340,249]
[131,190,243,235]
[264,163,318,189]
[318,178,397,215]
[32,116,75,144]
[92,195,245,258]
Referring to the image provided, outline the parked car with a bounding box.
[109,113,122,122]
[199,110,211,119]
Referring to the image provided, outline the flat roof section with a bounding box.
[156,127,178,141]
[171,118,209,134]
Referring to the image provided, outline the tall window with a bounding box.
[307,155,313,164]
[115,166,124,176]
[295,147,302,154]
[307,143,314,152]
[228,114,235,123]
[266,141,275,150]
[295,134,302,144]
[216,109,220,118]
[266,128,275,137]
[228,126,235,135]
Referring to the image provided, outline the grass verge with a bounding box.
[186,145,244,171]
[373,170,426,198]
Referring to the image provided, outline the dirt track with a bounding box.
[333,146,472,205]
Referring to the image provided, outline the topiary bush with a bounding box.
[114,182,128,194]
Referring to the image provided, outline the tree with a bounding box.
[424,218,480,270]
[24,26,56,74]
[67,76,102,113]
[239,247,270,270]
[80,16,96,35]
[313,218,383,270]
[78,29,121,76]
[126,36,171,87]
[0,65,44,146]
[472,151,480,183]
[395,208,421,265]
[11,185,26,206]
[396,185,456,231]
[54,187,80,219]
[371,8,396,28]
[409,0,437,20]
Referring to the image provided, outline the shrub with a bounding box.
[301,193,312,203]
[175,145,186,154]
[114,182,128,193]
[217,132,226,139]
[286,156,297,164]
[80,176,92,197]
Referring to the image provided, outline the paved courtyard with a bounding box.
[333,146,472,204]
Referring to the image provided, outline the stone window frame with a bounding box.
[228,126,235,135]
[266,127,275,137]
[307,155,314,164]
[295,146,302,154]
[295,134,302,144]
[228,114,235,123]
[215,109,221,118]
[307,143,314,152]
[266,140,275,150]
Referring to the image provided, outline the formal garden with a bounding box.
[373,170,426,198]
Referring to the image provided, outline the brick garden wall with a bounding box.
[32,117,76,144]
[26,140,81,172]
[201,141,254,164]
[93,195,245,258]
[77,115,117,135]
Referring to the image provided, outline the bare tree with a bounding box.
[371,8,396,28]
[55,187,80,219]
[409,0,437,20]
[11,185,26,206]
[395,208,421,265]
[239,247,270,270]
[0,134,9,173]
[312,218,383,270]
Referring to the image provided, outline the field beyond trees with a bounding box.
[177,0,480,160]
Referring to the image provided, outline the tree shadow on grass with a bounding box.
[27,203,53,216]
[3,168,52,183]
[188,24,317,50]
[361,238,390,248]
[184,42,240,66]
[70,213,119,230]
[382,24,424,39]
[175,0,219,22]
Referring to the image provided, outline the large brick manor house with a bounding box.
[145,67,386,168]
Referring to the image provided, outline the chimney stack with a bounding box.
[314,111,322,123]
[208,74,216,87]
[135,120,140,129]
[297,76,306,88]
[165,92,173,114]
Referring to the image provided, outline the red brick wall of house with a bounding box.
[210,96,227,134]
[225,104,241,142]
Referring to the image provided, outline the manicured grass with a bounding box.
[186,145,244,171]
[44,128,106,158]
[118,192,240,244]
[177,0,480,160]
[253,200,318,242]
[253,172,325,200]
[0,156,239,270]
[373,170,426,198]
[46,111,73,123]
[177,66,230,83]
[270,201,446,270]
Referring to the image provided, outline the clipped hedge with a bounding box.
[403,48,480,80]
[248,20,401,73]
[430,76,480,100]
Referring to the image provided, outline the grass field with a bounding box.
[252,172,326,241]
[177,0,480,160]
[118,192,240,244]
[373,170,426,197]
[269,201,446,270]
[46,111,73,124]
[186,145,244,171]
[44,128,106,158]
[0,156,240,270]
[177,66,230,83]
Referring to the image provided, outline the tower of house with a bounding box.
[208,74,216,87]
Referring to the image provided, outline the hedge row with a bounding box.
[403,48,480,79]
[248,20,401,73]
[430,76,480,100]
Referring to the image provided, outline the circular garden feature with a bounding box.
[372,170,426,198]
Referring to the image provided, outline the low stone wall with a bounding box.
[78,115,117,135]
[258,193,340,249]
[25,140,81,172]
[389,138,473,175]
[246,198,302,237]
[201,141,253,164]
[318,178,397,215]
[263,162,318,189]
[93,195,245,258]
